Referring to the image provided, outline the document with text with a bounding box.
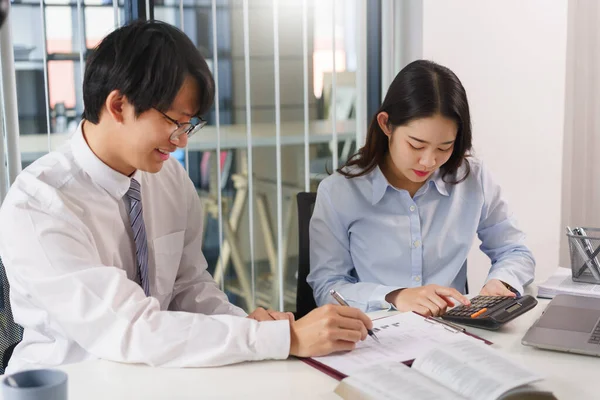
[310,312,485,377]
[334,340,555,400]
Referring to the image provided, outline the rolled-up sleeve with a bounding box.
[477,164,536,294]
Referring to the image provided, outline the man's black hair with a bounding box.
[82,20,214,123]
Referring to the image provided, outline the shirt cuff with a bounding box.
[228,304,248,317]
[254,320,291,360]
[368,285,404,311]
[485,273,524,297]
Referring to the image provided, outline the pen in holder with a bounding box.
[566,226,600,284]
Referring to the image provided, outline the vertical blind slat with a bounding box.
[180,0,190,173]
[272,0,284,312]
[211,0,226,299]
[39,0,52,151]
[355,0,367,146]
[113,0,120,29]
[331,0,338,170]
[76,0,85,82]
[243,0,256,307]
[302,0,309,192]
[0,6,20,190]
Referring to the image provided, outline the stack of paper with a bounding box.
[537,267,600,299]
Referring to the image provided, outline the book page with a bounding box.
[335,361,463,400]
[412,340,543,400]
[312,312,481,376]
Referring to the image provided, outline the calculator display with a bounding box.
[506,303,522,313]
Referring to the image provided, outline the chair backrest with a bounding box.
[295,192,318,319]
[0,257,23,374]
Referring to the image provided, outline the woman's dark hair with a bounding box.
[338,59,472,183]
[82,20,214,124]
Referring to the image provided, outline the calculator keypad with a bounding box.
[442,294,538,330]
[588,321,600,345]
[446,295,512,318]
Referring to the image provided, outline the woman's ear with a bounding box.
[377,112,392,137]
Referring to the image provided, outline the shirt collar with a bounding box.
[71,121,141,200]
[371,165,449,205]
[429,169,450,197]
[371,165,390,205]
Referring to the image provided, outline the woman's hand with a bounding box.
[480,279,517,297]
[385,285,471,317]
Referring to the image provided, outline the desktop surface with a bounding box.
[1,294,599,399]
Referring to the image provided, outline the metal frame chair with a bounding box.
[0,257,22,374]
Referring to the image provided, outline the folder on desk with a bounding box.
[302,312,492,380]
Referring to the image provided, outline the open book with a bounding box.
[538,267,600,299]
[334,340,556,400]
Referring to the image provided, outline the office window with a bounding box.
[5,0,368,313]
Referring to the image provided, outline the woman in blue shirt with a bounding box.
[308,60,535,316]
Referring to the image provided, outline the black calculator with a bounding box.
[442,295,538,330]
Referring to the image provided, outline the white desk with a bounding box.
[18,120,356,162]
[2,295,598,399]
[465,298,599,399]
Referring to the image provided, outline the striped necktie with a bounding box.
[126,178,150,296]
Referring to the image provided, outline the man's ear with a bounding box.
[377,112,393,138]
[104,90,129,124]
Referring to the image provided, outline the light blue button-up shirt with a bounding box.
[308,158,535,312]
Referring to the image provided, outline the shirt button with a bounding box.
[414,276,421,282]
[413,240,421,248]
[409,205,416,212]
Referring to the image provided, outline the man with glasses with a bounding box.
[155,108,208,141]
[0,20,372,373]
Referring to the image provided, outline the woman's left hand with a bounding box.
[479,279,516,297]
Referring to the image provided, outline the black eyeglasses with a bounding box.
[155,108,207,141]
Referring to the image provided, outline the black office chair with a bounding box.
[0,257,22,374]
[295,192,318,319]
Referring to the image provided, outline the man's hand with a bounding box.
[247,307,295,322]
[480,279,517,297]
[385,285,470,317]
[289,304,372,358]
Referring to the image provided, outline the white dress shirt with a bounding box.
[0,124,290,373]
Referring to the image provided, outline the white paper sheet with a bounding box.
[312,312,481,376]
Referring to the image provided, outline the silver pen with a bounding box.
[329,289,381,343]
[568,227,600,280]
[576,227,600,276]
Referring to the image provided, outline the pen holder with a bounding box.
[567,227,600,284]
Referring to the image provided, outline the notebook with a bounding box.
[303,311,491,379]
[334,340,555,400]
[537,267,600,299]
